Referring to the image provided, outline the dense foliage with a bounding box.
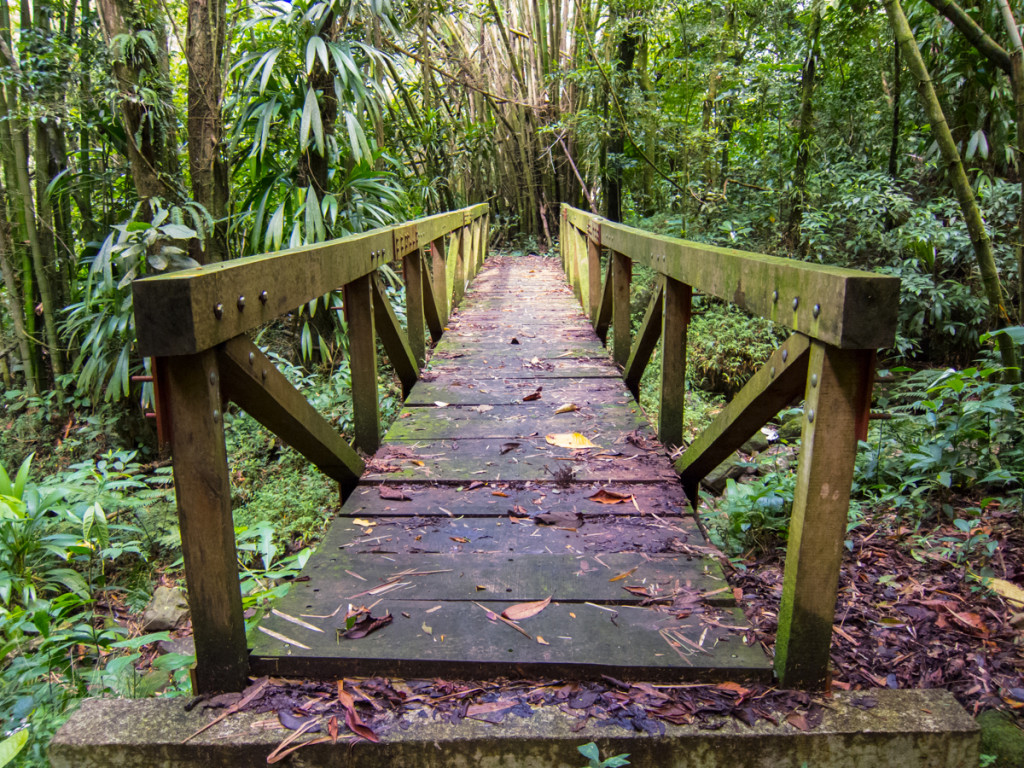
[0,0,1021,764]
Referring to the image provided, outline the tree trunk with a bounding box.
[885,0,1021,377]
[995,0,1024,324]
[187,0,228,263]
[889,37,901,178]
[0,183,36,394]
[785,0,824,251]
[605,21,638,224]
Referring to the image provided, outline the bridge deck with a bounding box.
[250,254,772,682]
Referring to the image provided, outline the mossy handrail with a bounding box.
[560,204,900,690]
[132,204,489,692]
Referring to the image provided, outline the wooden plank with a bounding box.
[403,249,426,366]
[340,481,690,519]
[594,256,613,344]
[323,513,704,558]
[344,273,380,453]
[455,226,468,305]
[612,250,632,368]
[217,336,363,494]
[422,356,621,379]
[162,351,248,693]
[431,236,449,326]
[430,338,606,360]
[675,334,811,501]
[623,278,664,399]
[595,214,899,349]
[446,230,459,312]
[289,551,732,605]
[587,228,601,323]
[406,377,631,406]
[659,278,691,449]
[371,273,418,396]
[577,226,590,314]
[363,435,676,484]
[250,599,770,683]
[416,203,488,246]
[385,402,648,441]
[774,343,874,690]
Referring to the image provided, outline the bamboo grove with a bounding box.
[0,0,1022,406]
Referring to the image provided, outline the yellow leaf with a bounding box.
[989,578,1024,608]
[554,403,579,414]
[434,401,449,408]
[609,566,638,582]
[536,635,550,645]
[353,519,373,527]
[545,432,598,449]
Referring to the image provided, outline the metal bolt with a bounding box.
[811,374,818,387]
[261,368,268,381]
[259,290,269,304]
[772,290,779,303]
[209,371,217,385]
[213,303,223,319]
[813,303,821,318]
[782,349,789,363]
[792,297,800,311]
[807,408,815,423]
[237,295,246,310]
[212,409,221,423]
[248,352,255,365]
[770,366,776,378]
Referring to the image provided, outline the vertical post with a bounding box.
[659,278,691,448]
[454,225,468,305]
[575,227,588,308]
[612,251,631,368]
[587,228,601,323]
[431,237,448,325]
[774,343,874,689]
[344,273,380,453]
[404,250,425,367]
[163,351,248,693]
[445,231,459,312]
[482,211,490,263]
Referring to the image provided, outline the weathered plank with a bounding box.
[250,600,770,683]
[612,250,632,368]
[217,336,363,493]
[403,250,426,366]
[623,278,664,399]
[387,403,648,440]
[659,278,691,449]
[344,273,380,453]
[405,377,632,406]
[162,351,248,692]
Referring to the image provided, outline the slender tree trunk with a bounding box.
[885,0,1021,377]
[605,20,638,223]
[187,0,228,263]
[995,0,1024,324]
[889,37,901,178]
[0,184,36,394]
[785,0,824,251]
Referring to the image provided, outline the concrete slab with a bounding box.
[50,688,978,768]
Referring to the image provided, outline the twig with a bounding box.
[182,678,269,743]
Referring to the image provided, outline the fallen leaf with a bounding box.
[536,635,550,645]
[422,622,432,635]
[434,401,449,408]
[353,518,373,527]
[786,712,810,731]
[344,707,379,742]
[523,389,543,402]
[609,566,638,582]
[535,509,579,527]
[450,536,470,543]
[587,489,635,504]
[510,337,520,344]
[467,481,484,490]
[554,403,579,414]
[502,595,552,621]
[500,442,520,455]
[545,432,598,449]
[492,491,509,497]
[988,577,1024,608]
[378,486,410,501]
[338,610,392,640]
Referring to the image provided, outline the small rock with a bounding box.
[141,586,190,632]
[701,456,748,495]
[156,636,195,657]
[741,432,770,455]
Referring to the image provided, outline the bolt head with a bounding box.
[807,408,815,423]
[772,290,779,303]
[259,290,269,304]
[237,295,246,310]
[209,371,217,385]
[813,303,821,318]
[782,349,789,363]
[248,352,255,365]
[770,366,776,378]
[212,409,221,423]
[811,373,818,387]
[792,297,800,310]
[213,303,224,319]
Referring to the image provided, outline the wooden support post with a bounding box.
[162,351,248,693]
[774,343,874,690]
[659,278,691,449]
[403,250,426,367]
[371,274,418,396]
[482,212,490,263]
[343,274,379,453]
[594,257,613,344]
[612,251,631,369]
[623,278,664,400]
[587,231,601,323]
[218,337,364,497]
[422,253,444,342]
[576,227,588,310]
[674,333,811,503]
[453,226,467,306]
[431,237,448,326]
[445,232,459,313]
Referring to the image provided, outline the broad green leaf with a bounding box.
[160,223,197,240]
[0,729,29,768]
[305,35,329,76]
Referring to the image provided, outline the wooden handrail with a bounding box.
[132,204,489,693]
[560,204,898,691]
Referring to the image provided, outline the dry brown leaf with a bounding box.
[609,566,638,582]
[492,491,509,497]
[587,489,635,505]
[502,595,552,621]
[378,486,410,501]
[522,389,543,402]
[536,635,550,645]
[545,432,598,449]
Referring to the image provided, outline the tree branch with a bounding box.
[921,0,1012,74]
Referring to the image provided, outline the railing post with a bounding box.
[403,249,425,367]
[344,273,380,453]
[612,250,631,368]
[659,278,691,448]
[163,350,248,693]
[431,237,448,325]
[454,224,468,305]
[482,211,490,263]
[774,342,874,689]
[587,221,601,323]
[575,225,588,308]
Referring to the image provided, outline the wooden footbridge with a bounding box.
[133,204,898,694]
